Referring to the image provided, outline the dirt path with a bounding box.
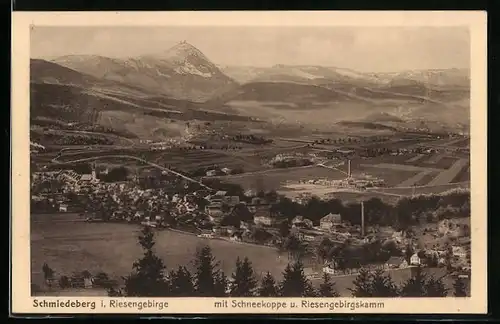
[427,158,469,186]
[398,170,434,187]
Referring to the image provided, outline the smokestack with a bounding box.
[348,160,351,178]
[361,201,365,237]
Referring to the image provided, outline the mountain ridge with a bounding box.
[51,41,239,102]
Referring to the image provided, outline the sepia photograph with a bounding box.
[12,11,487,314]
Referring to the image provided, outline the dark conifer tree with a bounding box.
[258,272,278,297]
[214,270,229,297]
[193,245,220,296]
[369,269,399,297]
[169,266,195,296]
[122,226,170,297]
[279,261,316,297]
[349,268,373,297]
[399,266,428,297]
[453,277,468,297]
[319,273,340,297]
[425,276,449,297]
[230,257,258,297]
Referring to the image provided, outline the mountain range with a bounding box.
[30,41,471,134]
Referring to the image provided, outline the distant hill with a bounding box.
[367,68,470,88]
[210,81,362,105]
[52,42,239,102]
[30,59,149,96]
[362,112,404,123]
[220,64,384,87]
[32,42,470,134]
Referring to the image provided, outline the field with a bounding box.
[31,214,464,297]
[31,214,291,291]
[427,159,469,186]
[366,181,470,196]
[218,166,347,191]
[49,148,265,173]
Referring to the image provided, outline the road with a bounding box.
[51,154,213,190]
[316,163,349,176]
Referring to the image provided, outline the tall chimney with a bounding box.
[361,201,365,237]
[348,160,351,178]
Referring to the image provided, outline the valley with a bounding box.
[29,39,472,299]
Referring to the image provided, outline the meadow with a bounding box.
[31,214,291,290]
[31,214,461,297]
[219,166,347,191]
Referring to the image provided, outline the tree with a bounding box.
[58,276,70,289]
[279,220,291,238]
[349,268,373,297]
[317,238,334,265]
[93,272,113,289]
[279,261,316,297]
[214,270,228,297]
[453,277,468,297]
[283,234,306,261]
[193,245,220,296]
[42,263,55,287]
[122,226,170,297]
[425,276,449,297]
[404,244,415,264]
[399,266,428,297]
[369,269,399,297]
[169,266,195,296]
[230,257,258,297]
[258,272,278,297]
[319,273,340,297]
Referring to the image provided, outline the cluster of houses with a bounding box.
[32,167,471,280]
[321,243,471,277]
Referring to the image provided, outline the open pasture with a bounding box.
[325,191,403,205]
[451,165,470,183]
[406,155,460,170]
[154,150,264,173]
[353,167,421,187]
[427,159,469,186]
[221,166,347,191]
[451,138,470,148]
[367,181,470,196]
[31,214,291,291]
[53,148,266,173]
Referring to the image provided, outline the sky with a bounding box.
[30,26,470,72]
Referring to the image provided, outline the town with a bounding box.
[31,155,471,296]
[28,29,473,299]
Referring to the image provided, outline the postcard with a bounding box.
[11,10,487,314]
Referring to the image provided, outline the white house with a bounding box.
[206,170,217,177]
[59,204,68,212]
[386,256,408,269]
[320,213,342,231]
[410,253,421,266]
[452,246,467,259]
[83,277,93,289]
[322,262,336,275]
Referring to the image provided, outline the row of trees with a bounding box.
[35,133,115,146]
[270,189,470,229]
[231,134,273,145]
[312,136,389,145]
[104,226,468,298]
